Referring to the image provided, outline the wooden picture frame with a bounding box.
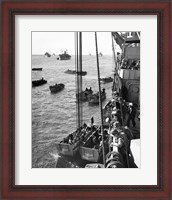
[1,0,171,199]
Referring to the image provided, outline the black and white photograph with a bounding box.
[2,0,172,197]
[32,32,140,168]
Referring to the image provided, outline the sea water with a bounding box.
[32,55,114,168]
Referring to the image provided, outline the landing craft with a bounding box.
[32,78,47,87]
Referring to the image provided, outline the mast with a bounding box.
[75,32,83,129]
[95,32,105,167]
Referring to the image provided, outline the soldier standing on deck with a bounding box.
[127,103,136,127]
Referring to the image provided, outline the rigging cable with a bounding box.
[111,33,118,84]
[78,32,83,126]
[95,32,105,167]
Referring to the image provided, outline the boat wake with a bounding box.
[49,152,79,168]
[49,152,61,161]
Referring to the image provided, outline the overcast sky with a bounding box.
[32,32,117,55]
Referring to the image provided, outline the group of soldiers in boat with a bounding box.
[88,88,106,105]
[77,87,106,105]
[60,119,109,157]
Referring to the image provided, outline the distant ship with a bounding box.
[57,50,71,60]
[44,52,51,57]
[99,52,103,57]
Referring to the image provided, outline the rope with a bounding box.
[106,160,124,168]
[95,32,105,167]
[105,130,131,168]
[105,151,124,168]
[105,151,122,164]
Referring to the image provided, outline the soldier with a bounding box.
[127,103,136,127]
[91,117,94,126]
[117,52,122,63]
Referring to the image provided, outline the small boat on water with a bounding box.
[76,71,87,76]
[76,88,93,102]
[56,123,97,157]
[57,50,71,60]
[56,130,81,157]
[88,89,106,106]
[64,69,76,74]
[32,78,47,87]
[79,127,109,162]
[32,68,42,71]
[64,69,87,76]
[100,76,113,84]
[49,83,65,93]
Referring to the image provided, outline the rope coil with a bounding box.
[105,151,124,168]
